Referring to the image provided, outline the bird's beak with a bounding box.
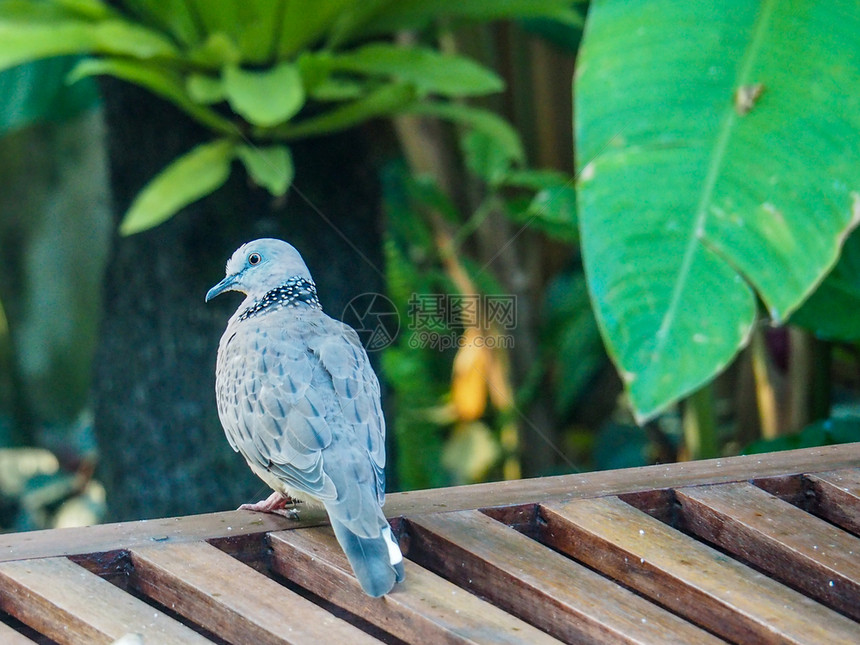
[206,274,238,302]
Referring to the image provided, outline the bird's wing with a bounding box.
[216,321,338,501]
[310,318,387,506]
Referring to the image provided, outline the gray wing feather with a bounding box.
[215,312,386,510]
[312,322,387,505]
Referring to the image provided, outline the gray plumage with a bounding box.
[206,238,404,597]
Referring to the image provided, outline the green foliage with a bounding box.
[0,0,572,234]
[592,422,649,471]
[0,414,105,531]
[576,0,860,422]
[348,0,582,39]
[540,271,605,417]
[791,227,860,341]
[517,184,578,244]
[743,417,860,455]
[461,129,578,243]
[411,101,525,168]
[0,3,179,70]
[380,166,451,490]
[268,83,417,139]
[325,44,503,97]
[380,86,584,485]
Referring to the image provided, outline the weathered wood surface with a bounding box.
[805,468,860,534]
[129,541,382,645]
[0,444,857,644]
[540,496,860,645]
[269,526,562,645]
[0,557,213,645]
[676,480,860,619]
[404,510,726,645]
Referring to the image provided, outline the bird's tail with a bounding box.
[330,519,404,597]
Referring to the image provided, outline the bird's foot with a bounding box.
[238,491,299,517]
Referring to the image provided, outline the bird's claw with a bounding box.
[275,507,301,520]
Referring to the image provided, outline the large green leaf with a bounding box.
[576,0,860,421]
[120,139,236,235]
[222,62,305,127]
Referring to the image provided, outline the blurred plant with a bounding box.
[0,50,107,531]
[0,0,579,235]
[382,82,598,486]
[743,417,860,456]
[0,421,105,532]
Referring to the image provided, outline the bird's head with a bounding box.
[205,238,314,303]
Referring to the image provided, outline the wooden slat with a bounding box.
[1,444,858,562]
[385,443,860,519]
[129,540,382,645]
[0,509,307,564]
[268,527,562,645]
[677,481,860,620]
[805,468,860,534]
[405,510,726,645]
[0,557,213,645]
[540,497,860,645]
[0,619,38,644]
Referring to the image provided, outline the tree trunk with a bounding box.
[94,81,385,521]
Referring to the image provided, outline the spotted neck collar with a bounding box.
[238,277,321,320]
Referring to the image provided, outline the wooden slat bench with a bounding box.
[0,443,858,644]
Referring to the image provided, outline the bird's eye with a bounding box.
[248,252,262,266]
